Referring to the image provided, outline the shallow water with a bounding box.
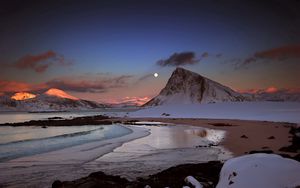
[0,108,137,124]
[0,123,231,188]
[0,111,105,124]
[0,124,132,162]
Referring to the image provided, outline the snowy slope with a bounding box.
[253,91,300,102]
[0,89,106,112]
[216,154,300,188]
[130,102,300,123]
[0,95,18,111]
[144,67,247,106]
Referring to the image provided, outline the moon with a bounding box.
[154,73,159,77]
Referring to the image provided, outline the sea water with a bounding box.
[0,124,132,162]
[0,111,107,124]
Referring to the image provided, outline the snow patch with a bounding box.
[216,154,300,188]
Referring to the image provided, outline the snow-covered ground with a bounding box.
[216,153,300,188]
[130,102,300,123]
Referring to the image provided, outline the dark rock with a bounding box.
[48,117,64,120]
[240,135,248,139]
[134,161,223,188]
[267,136,275,139]
[209,123,237,127]
[293,154,300,162]
[248,150,274,154]
[56,171,129,188]
[56,161,223,188]
[52,180,62,188]
[123,120,139,125]
[279,126,300,153]
[0,115,112,127]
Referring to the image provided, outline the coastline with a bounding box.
[0,116,299,187]
[0,124,150,187]
[53,118,300,188]
[121,118,296,156]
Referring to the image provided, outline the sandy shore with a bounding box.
[0,116,298,187]
[117,117,296,156]
[54,118,299,188]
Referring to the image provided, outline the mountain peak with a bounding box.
[44,88,79,100]
[11,92,36,101]
[144,68,246,106]
[173,67,194,75]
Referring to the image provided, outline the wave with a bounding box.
[0,125,132,162]
[0,127,104,146]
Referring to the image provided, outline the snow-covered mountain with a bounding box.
[244,91,300,102]
[0,88,106,112]
[144,67,247,106]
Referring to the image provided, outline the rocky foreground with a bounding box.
[52,161,223,188]
[0,115,116,126]
[52,151,300,188]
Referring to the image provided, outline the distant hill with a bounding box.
[0,88,106,112]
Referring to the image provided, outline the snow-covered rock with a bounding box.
[144,67,247,106]
[185,176,203,188]
[216,154,300,188]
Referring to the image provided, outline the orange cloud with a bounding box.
[4,50,73,73]
[254,44,300,60]
[265,86,278,93]
[235,44,300,69]
[0,80,32,92]
[46,75,132,93]
[0,80,46,93]
[15,51,56,72]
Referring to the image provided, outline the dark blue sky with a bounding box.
[0,0,300,102]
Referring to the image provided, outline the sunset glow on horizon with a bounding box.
[0,0,300,103]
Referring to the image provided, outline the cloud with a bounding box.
[0,80,46,93]
[137,74,153,82]
[201,52,209,58]
[216,53,222,58]
[0,74,132,94]
[254,44,300,60]
[46,75,133,93]
[238,86,300,95]
[156,51,199,67]
[235,44,300,69]
[0,80,31,92]
[7,50,73,73]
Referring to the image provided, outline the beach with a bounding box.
[0,116,298,187]
[129,118,295,156]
